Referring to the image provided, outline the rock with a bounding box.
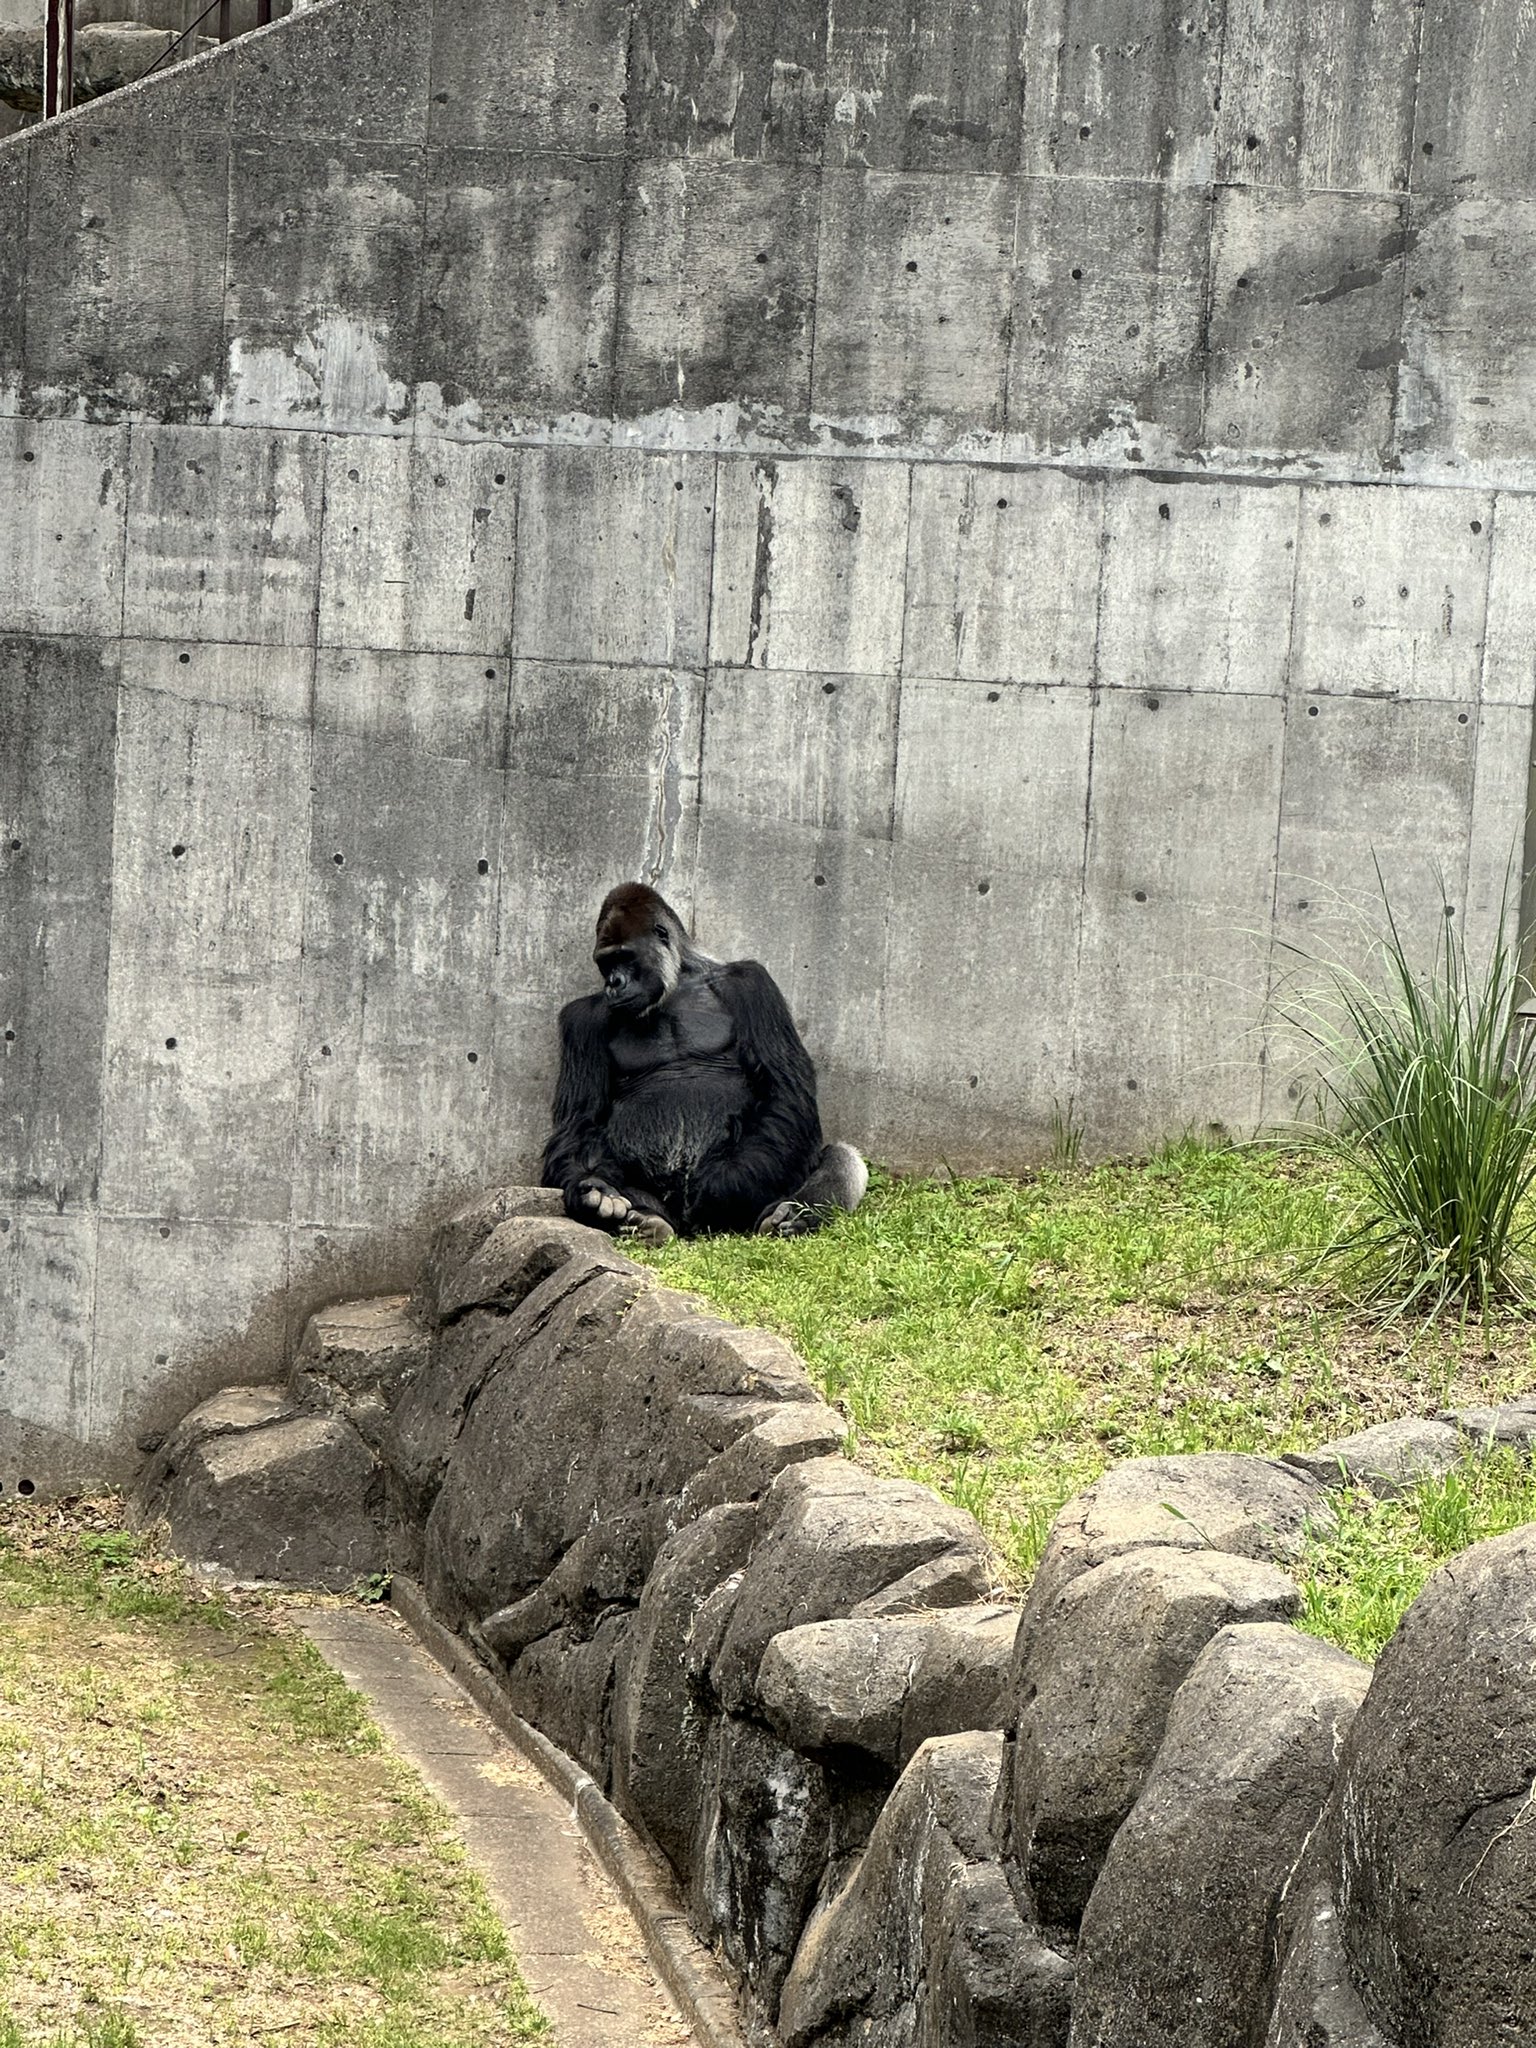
[1438,1395,1536,1450]
[502,1610,633,1792]
[291,1294,429,1448]
[134,1383,294,1508]
[711,1462,995,1713]
[995,1545,1302,1937]
[156,1413,382,1592]
[853,1549,1003,1618]
[433,1215,633,1322]
[1030,1453,1332,1613]
[779,1732,1074,2048]
[1334,1525,1536,2047]
[1072,1623,1370,2048]
[1263,1880,1391,2048]
[478,1506,656,1662]
[1282,1417,1465,1496]
[680,1403,849,1518]
[410,1184,567,1322]
[757,1605,1017,1770]
[612,1501,760,1874]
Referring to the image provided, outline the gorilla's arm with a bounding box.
[692,960,823,1223]
[541,995,628,1213]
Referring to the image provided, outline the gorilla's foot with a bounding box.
[756,1199,820,1238]
[620,1211,676,1249]
[577,1177,633,1225]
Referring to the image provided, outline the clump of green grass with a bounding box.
[1290,875,1536,1313]
[1298,1444,1536,1659]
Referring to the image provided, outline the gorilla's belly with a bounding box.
[607,1063,753,1187]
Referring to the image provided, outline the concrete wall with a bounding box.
[3,0,1535,1484]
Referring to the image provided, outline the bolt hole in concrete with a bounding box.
[1309,705,1321,717]
[987,690,1001,702]
[171,843,186,857]
[1159,502,1171,519]
[1134,890,1148,903]
[333,852,345,867]
[165,1036,177,1049]
[997,496,1009,509]
[478,858,490,874]
[3,1031,12,1044]
[9,839,21,850]
[814,873,827,887]
[1471,520,1483,533]
[16,1479,34,1496]
[823,681,837,695]
[179,651,191,664]
[978,880,991,896]
[321,1044,332,1057]
[21,450,34,463]
[906,259,919,272]
[159,1226,170,1240]
[467,1052,479,1064]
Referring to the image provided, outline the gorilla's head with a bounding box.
[593,883,693,1015]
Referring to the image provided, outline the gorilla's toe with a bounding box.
[621,1212,676,1249]
[757,1199,818,1238]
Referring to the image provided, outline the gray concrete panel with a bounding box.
[823,0,1025,173]
[230,0,430,145]
[514,449,715,669]
[1205,189,1406,460]
[903,464,1103,686]
[0,418,127,637]
[614,159,819,421]
[497,660,705,998]
[97,688,309,1224]
[0,634,116,1207]
[1400,198,1536,473]
[1463,702,1531,970]
[294,731,505,1231]
[1020,0,1223,185]
[710,456,909,675]
[318,437,517,657]
[428,0,628,154]
[482,990,561,1189]
[1009,177,1208,457]
[1414,0,1536,200]
[700,668,898,840]
[1098,474,1299,696]
[122,424,323,645]
[225,138,423,432]
[811,171,1014,434]
[122,636,313,725]
[23,100,227,420]
[1214,0,1420,195]
[1075,690,1284,1148]
[90,1214,289,1447]
[0,1210,96,1440]
[1483,495,1536,709]
[316,648,510,768]
[0,144,25,408]
[417,151,622,435]
[1290,485,1492,705]
[627,0,828,163]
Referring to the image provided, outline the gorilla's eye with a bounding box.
[654,924,671,944]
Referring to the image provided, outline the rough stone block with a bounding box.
[411,1186,573,1326]
[680,1404,850,1519]
[1414,0,1536,200]
[225,137,422,431]
[122,425,324,645]
[1400,196,1536,472]
[1263,1879,1390,2048]
[318,437,516,657]
[823,0,1025,173]
[1020,0,1222,185]
[1205,190,1407,460]
[502,1609,633,1792]
[1290,483,1492,703]
[314,649,509,767]
[427,0,628,154]
[1028,1453,1334,1615]
[812,171,1014,434]
[710,456,911,676]
[1097,475,1301,697]
[779,1732,1074,2048]
[479,1506,657,1665]
[1009,176,1209,457]
[291,1294,428,1429]
[417,151,622,434]
[1214,0,1420,194]
[513,448,714,667]
[1335,1526,1536,2046]
[903,465,1103,687]
[1072,1624,1370,2048]
[433,1215,634,1322]
[0,420,128,637]
[1439,1395,1536,1451]
[995,1545,1302,1936]
[614,158,819,421]
[0,634,117,1208]
[627,0,827,163]
[1283,1418,1465,1496]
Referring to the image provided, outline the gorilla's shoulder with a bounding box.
[556,992,606,1035]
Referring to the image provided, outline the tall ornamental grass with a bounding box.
[1295,876,1536,1313]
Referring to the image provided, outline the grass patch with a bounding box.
[642,1145,1536,1583]
[0,1503,551,2048]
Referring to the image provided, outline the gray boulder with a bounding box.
[711,1461,995,1713]
[680,1403,849,1518]
[410,1183,566,1322]
[501,1610,634,1792]
[1263,1880,1391,2048]
[477,1506,657,1662]
[432,1215,632,1322]
[291,1293,428,1448]
[1335,1524,1536,2048]
[1439,1394,1536,1450]
[1071,1623,1370,2048]
[779,1732,1074,2048]
[1030,1453,1332,1613]
[155,1411,382,1592]
[1283,1418,1464,1496]
[757,1605,1017,1770]
[996,1545,1302,1936]
[612,1501,761,1874]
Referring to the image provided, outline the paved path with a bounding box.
[298,1606,694,2048]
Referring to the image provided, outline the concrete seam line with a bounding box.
[390,1575,751,2048]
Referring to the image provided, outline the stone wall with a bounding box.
[3,0,1536,1481]
[141,1188,1536,2046]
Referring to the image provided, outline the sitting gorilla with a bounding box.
[541,882,867,1246]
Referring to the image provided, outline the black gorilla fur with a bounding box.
[541,883,867,1244]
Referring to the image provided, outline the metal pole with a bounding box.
[256,0,272,22]
[218,0,231,41]
[43,0,74,118]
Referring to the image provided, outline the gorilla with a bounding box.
[541,882,868,1246]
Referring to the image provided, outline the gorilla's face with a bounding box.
[595,926,677,1015]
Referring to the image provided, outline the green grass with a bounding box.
[0,1505,552,2048]
[642,1146,1536,1586]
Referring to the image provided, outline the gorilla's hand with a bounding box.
[575,1177,633,1224]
